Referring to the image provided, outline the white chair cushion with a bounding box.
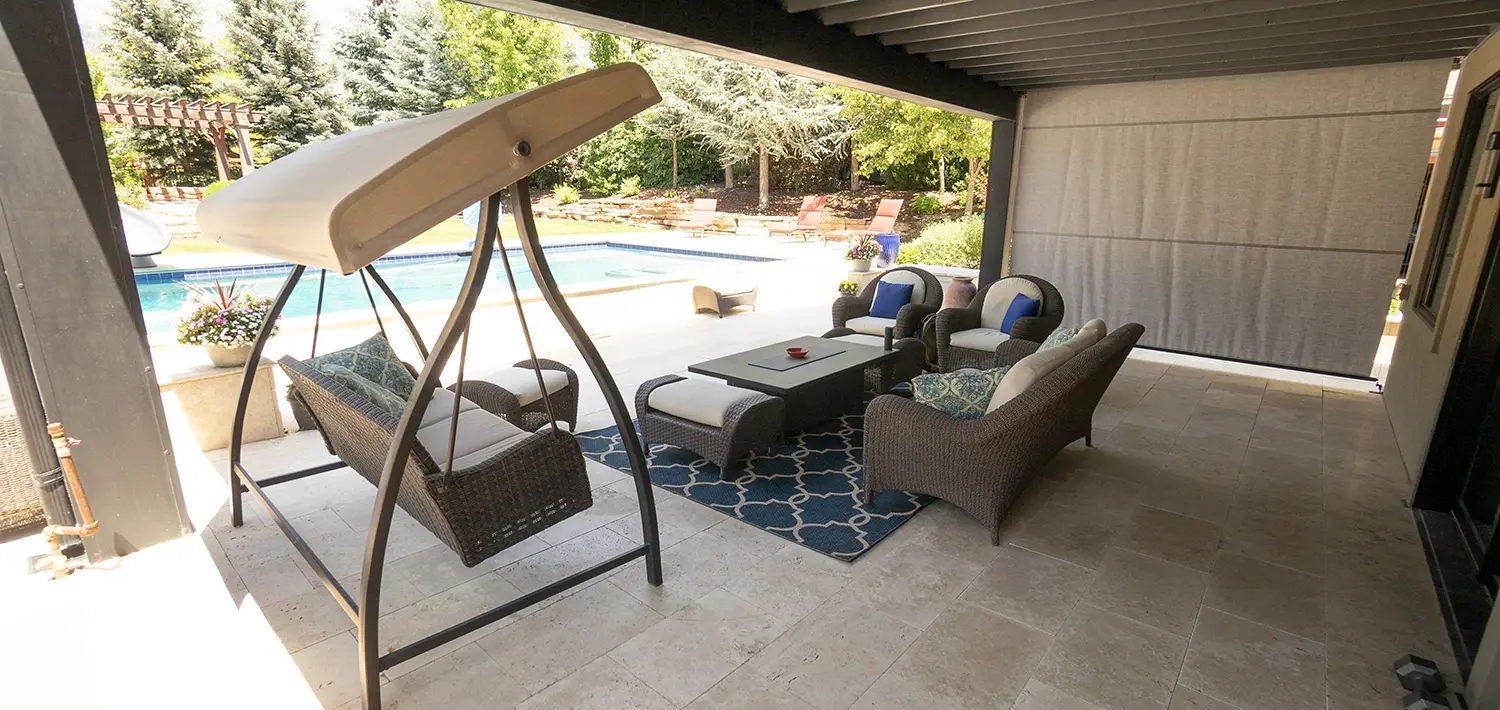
[986,342,1076,412]
[480,366,571,407]
[830,333,885,348]
[415,391,531,470]
[879,269,927,305]
[949,327,1009,353]
[1079,318,1107,344]
[648,378,764,428]
[979,277,1045,330]
[845,315,898,336]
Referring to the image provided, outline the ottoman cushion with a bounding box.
[648,378,763,428]
[478,366,571,406]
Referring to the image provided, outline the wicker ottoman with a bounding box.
[692,282,759,318]
[636,375,784,478]
[821,328,926,393]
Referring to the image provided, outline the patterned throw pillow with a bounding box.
[911,367,1010,420]
[316,364,407,418]
[306,333,415,397]
[1040,326,1081,351]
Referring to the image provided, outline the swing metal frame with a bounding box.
[226,182,663,709]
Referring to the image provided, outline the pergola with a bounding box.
[95,94,262,182]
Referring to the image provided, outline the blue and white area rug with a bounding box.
[576,411,930,561]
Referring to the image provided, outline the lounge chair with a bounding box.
[825,198,903,243]
[936,275,1064,372]
[680,198,718,237]
[768,195,826,240]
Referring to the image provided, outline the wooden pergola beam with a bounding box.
[94,95,263,131]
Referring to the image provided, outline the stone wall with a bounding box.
[534,197,868,236]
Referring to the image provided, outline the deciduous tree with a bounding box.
[832,88,991,213]
[437,1,571,106]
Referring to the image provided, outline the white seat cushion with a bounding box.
[480,367,571,407]
[986,342,1076,412]
[829,333,885,348]
[415,391,532,470]
[1079,318,1107,344]
[845,315,898,336]
[949,327,1009,352]
[879,269,927,305]
[648,378,764,428]
[979,277,1046,330]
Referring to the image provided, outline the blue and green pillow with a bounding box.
[317,364,407,418]
[306,333,415,398]
[1039,326,1080,351]
[911,367,1010,420]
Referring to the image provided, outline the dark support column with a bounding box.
[978,118,1017,287]
[0,2,190,559]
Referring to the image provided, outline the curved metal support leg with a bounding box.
[228,265,305,527]
[357,194,500,710]
[508,182,664,586]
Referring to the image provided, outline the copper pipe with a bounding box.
[33,422,97,578]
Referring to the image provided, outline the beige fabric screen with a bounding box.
[1009,61,1450,376]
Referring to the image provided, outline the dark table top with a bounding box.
[688,335,895,395]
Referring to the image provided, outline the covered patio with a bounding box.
[0,1,1494,709]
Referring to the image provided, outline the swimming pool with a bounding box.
[137,243,768,340]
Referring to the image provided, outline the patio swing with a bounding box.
[198,64,664,710]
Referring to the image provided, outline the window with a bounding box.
[1419,75,1500,321]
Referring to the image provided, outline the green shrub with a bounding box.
[203,179,233,198]
[554,184,580,204]
[897,214,984,268]
[619,175,641,197]
[910,194,940,215]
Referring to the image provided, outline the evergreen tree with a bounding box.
[438,1,571,106]
[334,0,399,126]
[384,0,464,119]
[223,0,347,161]
[102,0,221,185]
[651,49,849,209]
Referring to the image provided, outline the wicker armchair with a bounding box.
[936,275,1064,372]
[864,324,1144,544]
[831,266,942,340]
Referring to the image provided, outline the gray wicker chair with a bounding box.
[936,275,1064,372]
[832,266,942,340]
[461,359,580,432]
[820,328,926,392]
[636,375,785,478]
[280,355,592,567]
[864,323,1144,544]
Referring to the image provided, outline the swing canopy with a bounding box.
[196,63,661,274]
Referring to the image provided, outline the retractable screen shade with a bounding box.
[196,63,660,274]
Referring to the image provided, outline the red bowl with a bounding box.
[786,347,809,359]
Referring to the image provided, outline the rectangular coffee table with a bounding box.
[688,336,896,430]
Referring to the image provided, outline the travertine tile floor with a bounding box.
[201,353,1452,710]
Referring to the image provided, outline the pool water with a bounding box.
[138,245,742,339]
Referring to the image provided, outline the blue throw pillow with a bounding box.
[999,294,1040,334]
[911,367,1008,420]
[869,280,915,319]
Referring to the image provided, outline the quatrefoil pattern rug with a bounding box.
[575,411,930,561]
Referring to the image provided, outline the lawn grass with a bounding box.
[163,217,652,255]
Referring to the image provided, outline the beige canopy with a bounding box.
[196,63,661,274]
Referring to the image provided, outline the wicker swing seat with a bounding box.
[281,355,591,568]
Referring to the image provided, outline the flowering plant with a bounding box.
[174,279,279,348]
[845,235,880,261]
[837,280,859,296]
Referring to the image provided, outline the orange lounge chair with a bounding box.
[826,198,903,243]
[768,195,827,241]
[680,198,718,237]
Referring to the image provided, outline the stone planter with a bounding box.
[205,344,253,368]
[944,276,978,308]
[848,258,872,273]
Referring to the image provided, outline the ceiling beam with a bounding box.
[887,0,1265,46]
[783,0,859,13]
[913,0,1475,58]
[999,46,1466,87]
[968,26,1491,76]
[850,0,1136,37]
[817,0,968,26]
[942,4,1500,68]
[468,0,1019,119]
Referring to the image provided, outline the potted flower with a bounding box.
[175,279,279,368]
[845,235,880,273]
[837,280,859,296]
